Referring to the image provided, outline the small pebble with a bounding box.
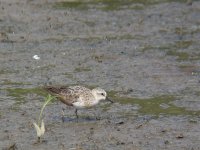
[176,133,184,139]
[33,55,40,60]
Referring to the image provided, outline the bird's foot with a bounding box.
[95,116,101,120]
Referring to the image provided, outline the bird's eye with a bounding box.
[101,93,105,96]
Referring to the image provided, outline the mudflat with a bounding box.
[1,0,200,149]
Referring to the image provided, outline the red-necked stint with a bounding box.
[44,85,113,120]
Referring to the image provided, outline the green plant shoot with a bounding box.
[38,94,55,124]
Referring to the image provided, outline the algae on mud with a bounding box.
[54,0,193,11]
[166,50,189,61]
[74,67,91,72]
[166,50,200,61]
[108,91,200,116]
[6,88,46,105]
[5,87,200,116]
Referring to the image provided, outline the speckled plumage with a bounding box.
[45,86,95,107]
[44,85,113,119]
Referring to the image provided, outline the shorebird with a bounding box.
[44,85,113,120]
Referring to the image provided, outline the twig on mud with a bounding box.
[135,120,148,129]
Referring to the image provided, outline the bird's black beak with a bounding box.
[106,97,114,103]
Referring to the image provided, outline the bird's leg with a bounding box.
[95,109,101,120]
[61,107,65,122]
[75,109,79,120]
[37,137,41,143]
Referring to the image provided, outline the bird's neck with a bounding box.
[91,93,101,104]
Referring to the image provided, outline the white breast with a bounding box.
[72,98,99,109]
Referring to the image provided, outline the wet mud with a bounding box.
[1,0,200,149]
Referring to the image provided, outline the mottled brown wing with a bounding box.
[44,86,64,95]
[44,86,80,106]
[68,86,91,93]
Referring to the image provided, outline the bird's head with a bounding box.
[92,88,113,103]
